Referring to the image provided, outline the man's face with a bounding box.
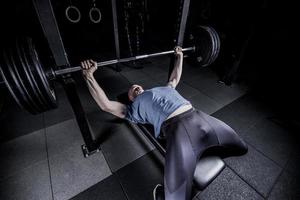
[128,84,144,101]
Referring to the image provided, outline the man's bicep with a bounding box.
[107,101,127,118]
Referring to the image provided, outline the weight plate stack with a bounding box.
[22,37,57,112]
[207,26,220,65]
[0,37,57,114]
[193,25,220,67]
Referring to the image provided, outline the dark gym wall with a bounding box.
[240,0,299,117]
[51,0,116,66]
[50,0,181,65]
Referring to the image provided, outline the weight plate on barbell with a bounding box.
[15,38,48,112]
[23,37,57,112]
[207,26,220,65]
[202,26,217,66]
[194,25,215,67]
[0,37,57,114]
[1,47,37,113]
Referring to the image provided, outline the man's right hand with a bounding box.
[81,59,98,76]
[174,46,183,58]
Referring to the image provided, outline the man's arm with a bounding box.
[81,60,127,118]
[167,47,184,88]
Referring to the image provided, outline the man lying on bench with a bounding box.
[80,47,248,200]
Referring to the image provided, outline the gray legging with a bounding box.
[160,108,248,200]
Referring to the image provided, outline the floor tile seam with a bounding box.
[98,143,116,174]
[225,141,284,197]
[43,113,55,200]
[184,80,247,106]
[183,81,223,107]
[0,157,49,183]
[114,149,160,174]
[265,150,293,199]
[225,165,267,199]
[241,130,289,168]
[113,149,161,199]
[44,117,77,130]
[115,173,131,200]
[108,149,153,173]
[0,126,49,146]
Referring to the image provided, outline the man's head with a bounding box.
[128,84,144,101]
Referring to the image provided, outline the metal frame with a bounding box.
[169,0,191,80]
[176,0,191,47]
[61,77,100,157]
[111,0,121,71]
[32,0,101,157]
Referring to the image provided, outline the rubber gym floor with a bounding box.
[0,56,299,200]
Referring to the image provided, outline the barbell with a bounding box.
[0,26,220,114]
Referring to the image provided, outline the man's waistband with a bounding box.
[162,107,195,128]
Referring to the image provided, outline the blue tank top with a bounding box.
[125,86,190,138]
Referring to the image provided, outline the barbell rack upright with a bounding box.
[32,0,101,157]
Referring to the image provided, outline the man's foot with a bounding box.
[153,184,165,200]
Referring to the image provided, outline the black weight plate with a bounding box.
[18,38,54,112]
[9,45,41,114]
[15,38,47,113]
[0,51,25,111]
[20,38,54,112]
[1,48,35,113]
[208,26,220,65]
[24,38,57,110]
[194,26,214,67]
[201,26,217,66]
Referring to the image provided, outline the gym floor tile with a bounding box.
[93,67,119,80]
[224,144,282,197]
[267,171,300,200]
[76,86,102,114]
[212,94,271,133]
[148,57,171,69]
[45,119,84,157]
[87,111,125,140]
[44,85,74,127]
[176,82,200,99]
[140,65,168,79]
[241,118,296,167]
[100,122,155,172]
[70,175,127,200]
[285,150,300,177]
[116,150,164,200]
[0,129,47,181]
[49,145,111,200]
[185,75,246,107]
[97,75,131,95]
[0,160,52,200]
[149,73,169,85]
[182,62,217,80]
[196,167,264,200]
[187,92,222,115]
[0,97,44,142]
[121,70,150,83]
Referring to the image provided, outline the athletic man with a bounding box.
[81,47,248,200]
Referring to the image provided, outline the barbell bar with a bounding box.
[0,26,220,114]
[54,46,196,76]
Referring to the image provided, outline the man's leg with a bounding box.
[164,122,198,200]
[199,110,248,156]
